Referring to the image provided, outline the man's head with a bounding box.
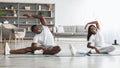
[31,25,42,34]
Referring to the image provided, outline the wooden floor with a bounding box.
[0,39,120,68]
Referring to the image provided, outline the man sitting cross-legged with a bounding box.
[5,14,61,55]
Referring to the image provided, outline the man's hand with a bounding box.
[23,14,32,18]
[23,14,47,26]
[94,47,100,53]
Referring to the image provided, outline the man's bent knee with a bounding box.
[50,46,61,55]
[43,46,61,55]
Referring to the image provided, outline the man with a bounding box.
[5,14,61,55]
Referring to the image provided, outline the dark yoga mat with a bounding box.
[86,53,120,56]
[8,53,120,58]
[8,53,86,58]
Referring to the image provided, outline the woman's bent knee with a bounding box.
[109,46,115,52]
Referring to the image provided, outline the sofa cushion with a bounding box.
[63,26,76,33]
[74,32,87,36]
[76,25,87,33]
[57,25,64,33]
[53,25,87,38]
[54,32,74,36]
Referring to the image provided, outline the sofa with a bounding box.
[53,25,88,39]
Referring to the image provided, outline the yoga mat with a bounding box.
[8,53,120,58]
[85,53,120,56]
[8,53,86,58]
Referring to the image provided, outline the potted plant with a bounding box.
[38,12,45,16]
[0,10,4,17]
[9,5,14,9]
[11,28,16,33]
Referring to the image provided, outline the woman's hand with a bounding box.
[85,21,100,29]
[84,23,89,29]
[87,43,100,53]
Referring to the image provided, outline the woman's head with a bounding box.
[87,25,97,41]
[31,25,42,34]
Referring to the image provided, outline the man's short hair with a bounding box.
[31,25,37,32]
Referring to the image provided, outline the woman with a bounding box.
[85,21,115,54]
[69,20,115,56]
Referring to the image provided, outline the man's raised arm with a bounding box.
[23,14,47,26]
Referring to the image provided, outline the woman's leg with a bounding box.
[99,46,115,53]
[10,47,32,54]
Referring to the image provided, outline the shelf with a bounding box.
[37,10,53,12]
[0,9,18,11]
[19,9,53,12]
[0,16,54,19]
[13,23,36,26]
[0,2,55,39]
[24,37,33,40]
[0,9,54,13]
[13,23,54,26]
[0,2,18,4]
[19,16,54,19]
[0,16,18,18]
[19,9,36,11]
[0,2,55,5]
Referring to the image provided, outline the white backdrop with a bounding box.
[1,0,120,44]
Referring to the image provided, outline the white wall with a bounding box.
[56,0,120,44]
[88,0,120,44]
[1,0,120,43]
[55,0,94,25]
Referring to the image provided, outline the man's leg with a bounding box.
[43,46,61,55]
[10,47,32,54]
[10,45,61,54]
[26,45,61,55]
[31,45,61,55]
[10,46,47,54]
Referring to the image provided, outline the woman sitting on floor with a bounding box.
[69,21,115,55]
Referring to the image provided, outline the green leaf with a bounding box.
[0,10,4,17]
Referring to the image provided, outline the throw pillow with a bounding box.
[57,25,64,33]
